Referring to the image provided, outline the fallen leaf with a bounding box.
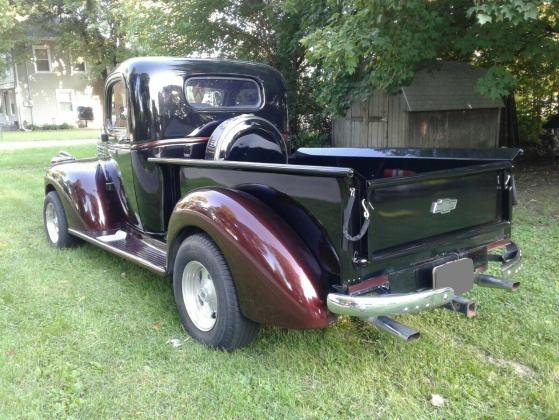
[167,338,183,348]
[430,394,445,407]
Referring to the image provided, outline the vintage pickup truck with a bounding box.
[43,57,522,350]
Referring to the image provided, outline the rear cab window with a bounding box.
[185,77,262,110]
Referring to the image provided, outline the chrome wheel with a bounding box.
[182,261,218,331]
[45,202,59,244]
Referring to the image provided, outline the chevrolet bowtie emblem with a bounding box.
[430,198,458,214]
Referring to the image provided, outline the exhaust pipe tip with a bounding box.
[405,331,421,342]
[368,315,420,342]
[475,274,521,292]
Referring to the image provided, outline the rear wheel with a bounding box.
[43,191,76,248]
[173,233,259,350]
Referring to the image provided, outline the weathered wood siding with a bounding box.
[333,92,500,148]
[407,108,500,148]
[332,91,408,147]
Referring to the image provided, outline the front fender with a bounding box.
[167,188,333,329]
[45,158,137,232]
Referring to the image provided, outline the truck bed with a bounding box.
[150,147,520,291]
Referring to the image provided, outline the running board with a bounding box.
[68,229,167,275]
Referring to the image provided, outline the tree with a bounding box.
[126,0,329,143]
[1,0,139,96]
[297,0,559,143]
[0,0,24,73]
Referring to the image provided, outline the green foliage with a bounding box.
[298,0,559,144]
[1,0,557,145]
[0,0,23,73]
[476,66,518,100]
[299,0,449,115]
[125,0,330,144]
[27,123,75,131]
[459,1,558,142]
[0,0,17,52]
[2,0,141,95]
[468,0,540,25]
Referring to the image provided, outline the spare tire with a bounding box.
[205,114,287,164]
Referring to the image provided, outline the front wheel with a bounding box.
[173,233,259,350]
[43,191,77,248]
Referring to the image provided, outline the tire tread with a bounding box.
[44,191,77,248]
[173,233,259,350]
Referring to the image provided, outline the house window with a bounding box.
[72,56,86,73]
[56,90,73,112]
[33,46,51,72]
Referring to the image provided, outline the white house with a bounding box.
[0,39,102,129]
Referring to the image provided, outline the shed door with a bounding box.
[367,92,388,147]
[332,93,389,147]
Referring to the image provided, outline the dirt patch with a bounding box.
[480,351,536,378]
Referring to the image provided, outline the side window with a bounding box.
[107,79,128,133]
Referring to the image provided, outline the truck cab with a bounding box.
[44,57,522,350]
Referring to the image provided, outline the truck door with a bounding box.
[105,75,142,228]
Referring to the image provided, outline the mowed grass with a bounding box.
[0,146,557,418]
[0,128,99,142]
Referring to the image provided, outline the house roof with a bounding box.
[401,61,504,112]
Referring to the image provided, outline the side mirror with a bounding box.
[100,133,109,143]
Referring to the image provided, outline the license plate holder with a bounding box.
[432,258,474,296]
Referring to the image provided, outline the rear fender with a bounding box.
[235,183,340,279]
[44,158,137,232]
[167,188,333,329]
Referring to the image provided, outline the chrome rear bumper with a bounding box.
[326,287,455,318]
[499,242,522,277]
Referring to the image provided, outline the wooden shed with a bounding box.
[332,62,504,148]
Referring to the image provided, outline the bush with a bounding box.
[27,123,75,131]
[293,130,331,148]
[520,132,559,162]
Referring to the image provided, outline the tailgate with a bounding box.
[367,162,511,253]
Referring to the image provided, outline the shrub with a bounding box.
[28,123,75,131]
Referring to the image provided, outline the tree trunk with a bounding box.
[499,94,520,147]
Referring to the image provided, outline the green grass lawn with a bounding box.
[0,146,557,417]
[0,128,99,142]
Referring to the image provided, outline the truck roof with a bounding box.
[107,56,288,142]
[113,56,283,79]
